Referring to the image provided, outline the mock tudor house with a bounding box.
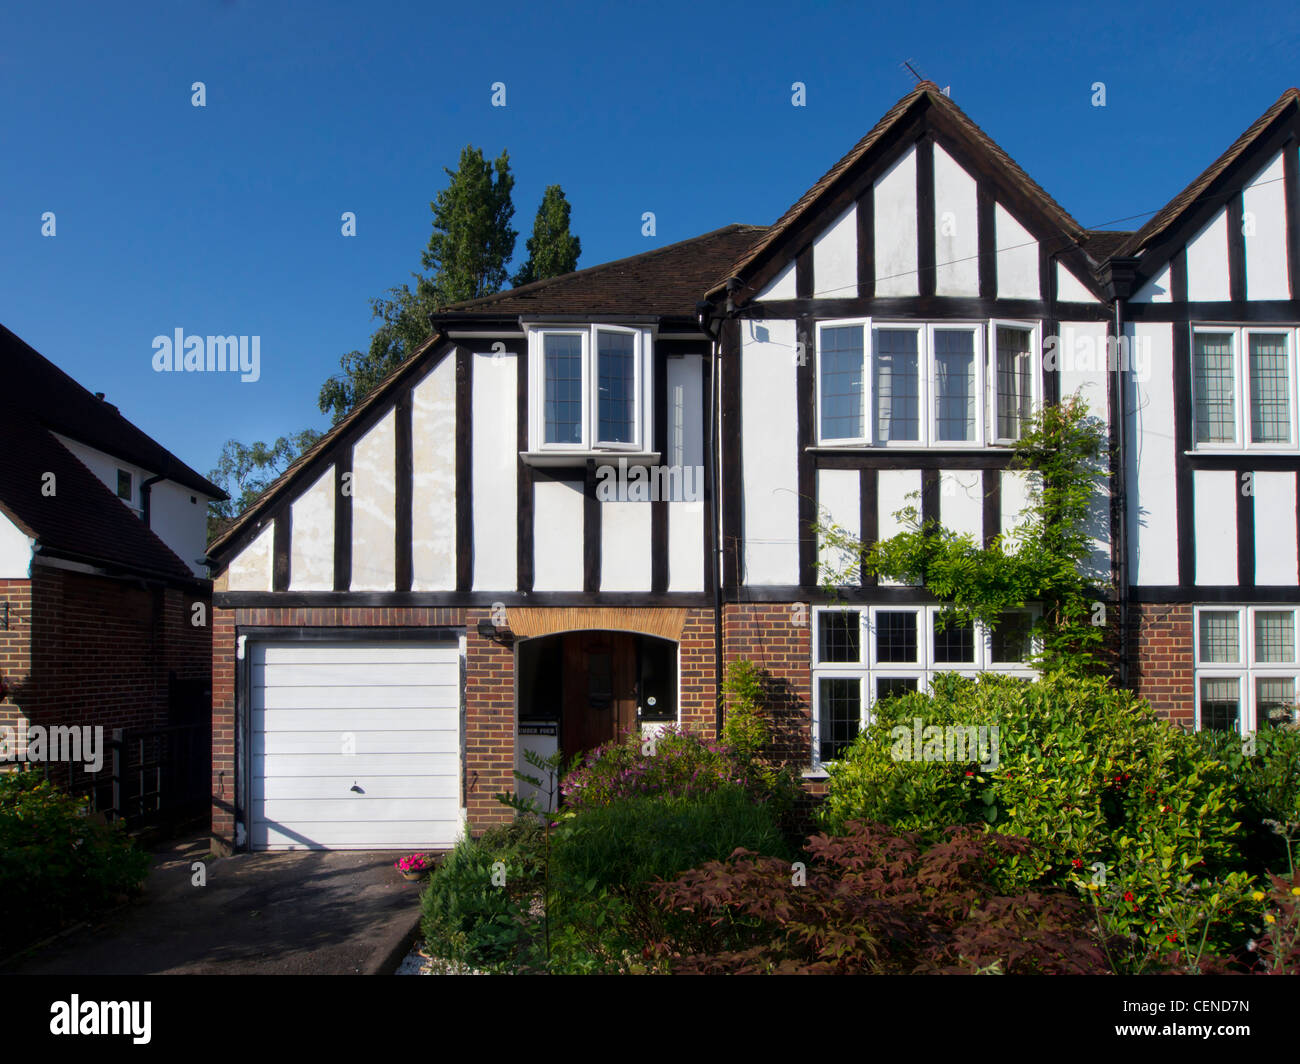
[205,82,1300,853]
[0,324,223,794]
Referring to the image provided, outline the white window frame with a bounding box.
[815,319,1012,448]
[1193,605,1300,733]
[810,604,1037,769]
[928,323,985,447]
[528,324,653,454]
[988,319,1041,445]
[815,318,871,445]
[870,322,925,448]
[1190,325,1300,453]
[1243,327,1296,448]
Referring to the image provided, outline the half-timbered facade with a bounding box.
[206,82,1300,852]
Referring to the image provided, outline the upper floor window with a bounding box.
[1192,326,1297,449]
[116,469,133,502]
[815,319,1037,447]
[529,325,652,453]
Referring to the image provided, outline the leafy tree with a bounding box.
[512,185,581,287]
[816,395,1111,671]
[318,146,518,424]
[206,429,321,540]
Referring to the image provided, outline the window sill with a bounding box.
[807,444,1014,454]
[1186,448,1300,456]
[520,450,661,468]
[801,769,831,780]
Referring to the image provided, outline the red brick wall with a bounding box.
[0,578,32,747]
[1127,603,1194,728]
[722,602,815,775]
[211,604,726,850]
[3,567,210,790]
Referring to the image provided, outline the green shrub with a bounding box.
[559,726,740,812]
[545,785,788,973]
[419,817,543,971]
[818,671,1255,971]
[0,769,151,946]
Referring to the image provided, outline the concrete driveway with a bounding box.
[3,834,425,975]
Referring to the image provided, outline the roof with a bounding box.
[0,324,224,499]
[1079,230,1135,263]
[1117,87,1300,259]
[435,224,767,320]
[0,396,201,584]
[711,82,1089,299]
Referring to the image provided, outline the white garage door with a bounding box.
[250,638,463,850]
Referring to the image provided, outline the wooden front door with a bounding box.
[561,631,638,760]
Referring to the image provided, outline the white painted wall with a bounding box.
[289,467,334,591]
[471,352,517,591]
[816,468,859,584]
[0,511,33,578]
[665,355,704,489]
[1132,262,1172,303]
[668,501,705,591]
[52,432,213,575]
[813,204,857,299]
[741,319,800,585]
[1000,469,1036,549]
[1056,320,1112,581]
[1193,470,1237,584]
[351,408,396,591]
[874,146,918,297]
[411,356,457,591]
[1253,470,1298,585]
[1186,208,1230,301]
[939,469,982,541]
[933,143,978,297]
[1244,151,1289,301]
[532,480,584,591]
[756,260,796,301]
[1056,262,1098,303]
[995,204,1038,299]
[227,524,274,591]
[601,500,652,591]
[1127,322,1178,585]
[877,468,921,586]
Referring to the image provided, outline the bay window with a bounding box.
[815,319,1037,447]
[529,324,653,454]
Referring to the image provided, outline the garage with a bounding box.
[248,636,463,850]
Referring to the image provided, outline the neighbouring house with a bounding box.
[0,323,224,801]
[204,82,1300,853]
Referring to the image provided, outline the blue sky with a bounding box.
[3,0,1299,484]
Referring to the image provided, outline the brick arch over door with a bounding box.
[505,607,687,642]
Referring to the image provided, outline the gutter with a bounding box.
[32,542,211,593]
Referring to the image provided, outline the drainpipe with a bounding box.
[140,473,165,528]
[698,288,733,738]
[1103,258,1140,689]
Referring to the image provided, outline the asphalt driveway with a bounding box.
[3,834,425,975]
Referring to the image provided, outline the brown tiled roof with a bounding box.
[710,82,1089,299]
[436,224,767,319]
[1079,230,1135,264]
[0,324,224,499]
[0,397,200,583]
[1117,88,1300,259]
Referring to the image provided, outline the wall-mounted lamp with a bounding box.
[476,619,514,646]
